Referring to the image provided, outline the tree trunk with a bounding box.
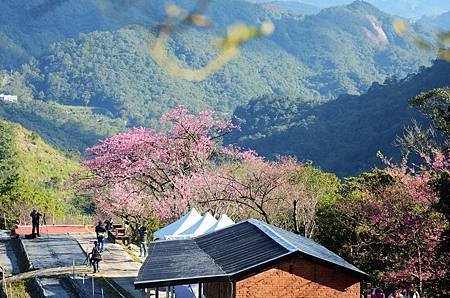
[293,200,299,234]
[418,245,423,294]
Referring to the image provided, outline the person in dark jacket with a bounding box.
[138,225,148,257]
[30,209,42,237]
[95,221,107,252]
[88,241,102,273]
[104,218,113,231]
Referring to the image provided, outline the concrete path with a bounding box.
[21,234,87,270]
[37,277,79,297]
[0,240,20,276]
[72,233,146,298]
[20,234,88,297]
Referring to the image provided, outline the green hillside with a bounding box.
[0,120,87,227]
[0,98,127,152]
[227,59,450,177]
[0,0,432,131]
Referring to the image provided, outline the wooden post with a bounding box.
[3,213,6,229]
[2,269,6,298]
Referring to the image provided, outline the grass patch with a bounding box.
[2,279,32,298]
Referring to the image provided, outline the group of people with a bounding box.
[371,286,420,298]
[88,219,148,273]
[88,219,112,273]
[27,210,149,274]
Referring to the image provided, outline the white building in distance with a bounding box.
[0,94,18,102]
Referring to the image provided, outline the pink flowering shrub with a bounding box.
[340,151,450,295]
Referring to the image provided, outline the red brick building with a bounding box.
[135,219,365,298]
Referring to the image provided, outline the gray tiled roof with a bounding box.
[134,239,226,288]
[249,219,366,275]
[135,219,366,288]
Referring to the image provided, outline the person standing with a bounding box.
[139,225,148,257]
[406,285,420,298]
[30,209,42,237]
[88,241,102,273]
[105,218,113,232]
[109,218,113,231]
[95,221,107,252]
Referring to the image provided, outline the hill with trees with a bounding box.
[263,1,320,14]
[248,0,450,18]
[0,96,127,152]
[0,0,432,131]
[226,59,450,177]
[421,10,450,30]
[0,120,89,227]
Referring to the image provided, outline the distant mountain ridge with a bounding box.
[0,0,432,129]
[421,10,450,30]
[227,60,450,177]
[248,0,450,18]
[264,1,320,14]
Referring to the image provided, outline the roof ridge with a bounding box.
[193,238,228,276]
[247,219,298,252]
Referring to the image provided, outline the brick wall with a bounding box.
[234,255,360,298]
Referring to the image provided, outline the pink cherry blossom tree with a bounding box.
[79,107,247,233]
[173,156,327,238]
[338,151,450,295]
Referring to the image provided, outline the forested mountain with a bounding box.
[226,60,450,177]
[249,0,450,18]
[421,11,450,30]
[264,1,320,14]
[0,120,84,226]
[0,98,126,151]
[0,0,432,131]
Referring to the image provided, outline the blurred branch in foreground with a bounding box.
[394,19,450,62]
[151,2,274,81]
[29,0,275,81]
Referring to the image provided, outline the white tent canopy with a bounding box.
[153,209,235,240]
[178,212,217,238]
[153,208,202,240]
[205,214,235,233]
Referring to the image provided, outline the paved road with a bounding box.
[0,240,20,276]
[21,234,87,270]
[5,233,145,297]
[21,234,88,297]
[37,277,80,297]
